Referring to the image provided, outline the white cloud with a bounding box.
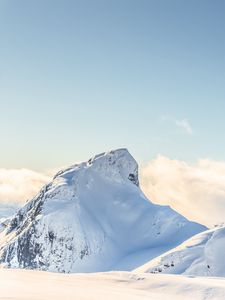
[140,156,225,227]
[175,119,193,135]
[161,116,193,135]
[0,169,50,206]
[1,157,225,227]
[0,162,81,214]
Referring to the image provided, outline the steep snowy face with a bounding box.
[0,149,206,273]
[137,225,225,277]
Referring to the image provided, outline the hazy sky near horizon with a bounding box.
[0,0,224,170]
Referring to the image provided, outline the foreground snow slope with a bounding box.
[0,149,205,272]
[137,225,225,277]
[0,269,225,300]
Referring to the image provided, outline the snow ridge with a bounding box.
[137,225,225,277]
[0,149,206,273]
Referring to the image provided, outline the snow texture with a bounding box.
[0,268,225,300]
[137,225,225,277]
[0,149,206,273]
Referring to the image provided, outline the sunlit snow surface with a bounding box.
[0,149,205,272]
[0,269,225,300]
[137,225,225,277]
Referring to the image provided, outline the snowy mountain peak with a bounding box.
[0,149,206,273]
[54,148,139,187]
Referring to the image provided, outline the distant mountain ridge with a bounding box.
[137,224,225,277]
[0,149,206,272]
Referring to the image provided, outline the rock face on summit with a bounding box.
[0,149,206,272]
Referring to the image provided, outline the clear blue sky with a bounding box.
[0,0,224,170]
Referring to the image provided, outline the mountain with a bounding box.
[0,149,206,273]
[136,225,225,277]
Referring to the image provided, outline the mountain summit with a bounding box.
[0,149,206,272]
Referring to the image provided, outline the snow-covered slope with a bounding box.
[0,149,206,272]
[0,269,225,300]
[137,225,225,277]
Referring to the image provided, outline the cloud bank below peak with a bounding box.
[0,168,50,206]
[140,156,225,227]
[0,156,225,226]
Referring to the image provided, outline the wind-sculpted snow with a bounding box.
[1,269,225,300]
[137,225,225,277]
[0,149,206,272]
